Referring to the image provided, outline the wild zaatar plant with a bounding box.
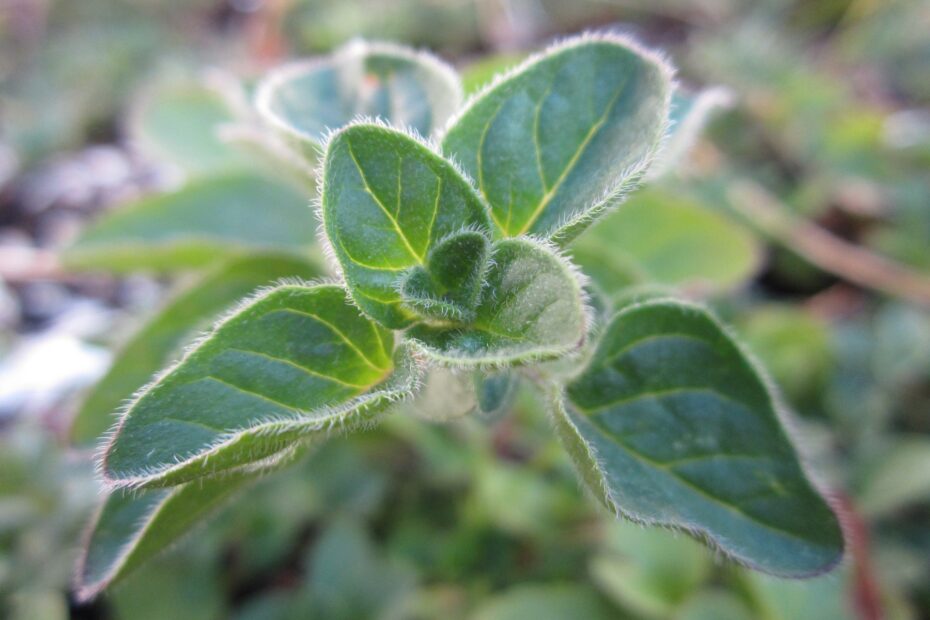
[74,34,843,599]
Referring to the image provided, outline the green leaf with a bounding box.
[407,238,588,367]
[131,74,247,176]
[256,39,461,153]
[99,283,422,489]
[553,299,843,577]
[647,87,731,179]
[63,172,317,272]
[475,371,519,417]
[472,584,617,620]
[857,436,930,518]
[442,34,672,244]
[71,254,322,444]
[75,464,271,601]
[571,189,761,295]
[321,122,493,329]
[399,230,490,323]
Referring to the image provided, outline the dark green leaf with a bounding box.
[100,284,422,489]
[442,34,672,244]
[71,254,322,444]
[76,464,272,601]
[407,238,588,366]
[321,122,493,328]
[256,39,461,153]
[554,299,843,577]
[64,173,317,272]
[399,230,490,323]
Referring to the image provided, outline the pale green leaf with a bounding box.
[321,123,493,329]
[553,299,843,577]
[471,584,617,620]
[857,437,930,518]
[647,87,732,179]
[71,254,322,444]
[442,34,672,244]
[131,75,247,175]
[99,284,422,489]
[64,173,317,272]
[257,39,461,153]
[571,189,761,295]
[407,238,588,367]
[475,371,519,417]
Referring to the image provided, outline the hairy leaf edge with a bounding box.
[255,39,463,146]
[548,298,846,578]
[406,236,595,368]
[438,31,676,246]
[96,281,425,490]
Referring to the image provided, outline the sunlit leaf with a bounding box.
[443,34,672,244]
[64,173,317,272]
[321,123,492,329]
[100,284,422,489]
[552,299,843,577]
[407,238,587,366]
[71,254,322,444]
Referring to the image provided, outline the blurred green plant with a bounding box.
[62,34,844,604]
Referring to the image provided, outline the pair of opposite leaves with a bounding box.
[83,34,842,600]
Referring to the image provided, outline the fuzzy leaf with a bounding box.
[321,123,493,329]
[76,461,279,601]
[399,230,490,323]
[71,254,322,444]
[64,173,317,272]
[553,299,843,577]
[407,238,587,366]
[571,189,760,295]
[442,34,672,244]
[257,39,461,155]
[100,284,421,489]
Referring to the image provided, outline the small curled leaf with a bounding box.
[321,123,493,329]
[407,238,588,367]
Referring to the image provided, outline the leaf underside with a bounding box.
[442,35,671,244]
[407,238,587,366]
[322,123,493,329]
[554,300,843,577]
[101,284,420,489]
[258,40,461,147]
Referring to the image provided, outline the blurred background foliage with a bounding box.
[1,0,930,618]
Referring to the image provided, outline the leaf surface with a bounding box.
[76,466,264,601]
[100,284,421,489]
[64,173,317,272]
[407,238,587,366]
[257,40,461,150]
[71,254,322,444]
[442,34,672,244]
[322,123,492,328]
[553,299,843,576]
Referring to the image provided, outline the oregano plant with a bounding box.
[74,34,843,600]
